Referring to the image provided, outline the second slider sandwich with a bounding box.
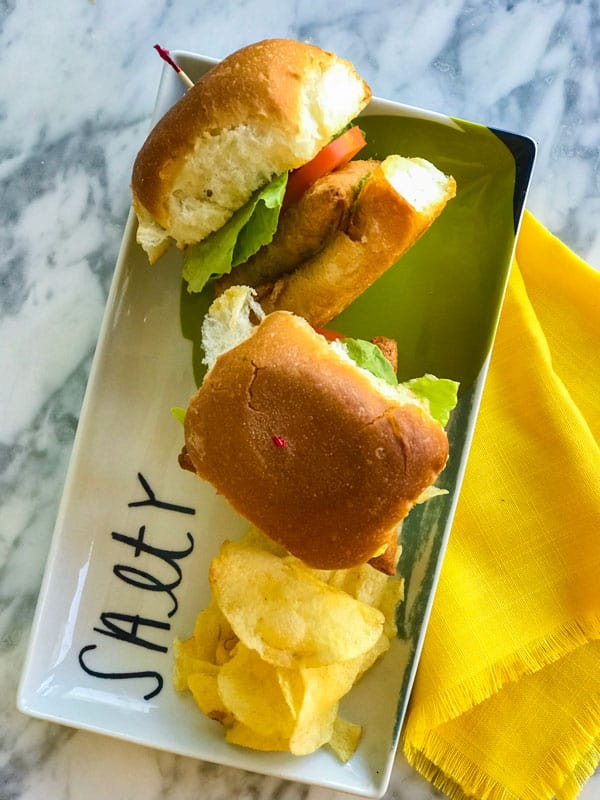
[179,288,458,573]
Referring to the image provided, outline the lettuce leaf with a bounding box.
[341,338,398,386]
[171,406,187,426]
[404,374,459,426]
[339,337,459,426]
[182,172,288,293]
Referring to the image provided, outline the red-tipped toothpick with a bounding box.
[154,44,194,90]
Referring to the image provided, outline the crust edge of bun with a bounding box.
[131,38,371,257]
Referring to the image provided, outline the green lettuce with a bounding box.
[341,338,397,386]
[404,374,459,427]
[171,406,186,426]
[182,172,288,293]
[340,337,459,426]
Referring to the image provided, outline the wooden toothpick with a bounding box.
[154,44,194,90]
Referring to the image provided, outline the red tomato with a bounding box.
[283,126,367,208]
[314,326,344,342]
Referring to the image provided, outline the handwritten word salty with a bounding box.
[78,472,195,700]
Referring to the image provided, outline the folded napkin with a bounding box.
[402,211,600,800]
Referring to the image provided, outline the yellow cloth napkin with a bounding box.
[402,211,600,800]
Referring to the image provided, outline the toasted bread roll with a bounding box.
[255,156,456,327]
[183,310,449,570]
[132,39,371,261]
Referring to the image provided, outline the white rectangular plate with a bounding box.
[18,51,535,798]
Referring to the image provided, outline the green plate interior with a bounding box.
[337,114,518,389]
[182,113,519,392]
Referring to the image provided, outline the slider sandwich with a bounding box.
[132,38,456,326]
[179,287,458,574]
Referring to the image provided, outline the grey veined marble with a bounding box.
[1,0,598,798]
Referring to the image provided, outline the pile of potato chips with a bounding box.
[174,527,403,761]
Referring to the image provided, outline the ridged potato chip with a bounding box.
[188,663,232,724]
[173,636,206,691]
[209,540,385,668]
[192,600,238,664]
[218,644,297,740]
[329,717,363,763]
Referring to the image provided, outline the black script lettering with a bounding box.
[78,473,197,701]
[113,564,180,617]
[78,644,163,701]
[93,612,170,652]
[128,472,195,515]
[111,525,194,617]
[112,525,194,562]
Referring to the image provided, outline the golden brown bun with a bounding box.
[131,39,371,260]
[255,157,456,327]
[183,311,449,570]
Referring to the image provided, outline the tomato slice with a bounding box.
[283,126,366,208]
[313,325,344,342]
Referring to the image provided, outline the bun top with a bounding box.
[132,39,371,261]
[183,310,449,570]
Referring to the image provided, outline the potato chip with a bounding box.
[329,717,362,762]
[285,666,348,756]
[187,664,233,724]
[282,555,334,585]
[173,636,208,691]
[282,634,389,755]
[276,668,304,721]
[276,666,342,756]
[192,599,238,665]
[326,563,404,637]
[289,696,338,755]
[210,540,384,668]
[379,577,405,638]
[217,643,297,740]
[225,720,290,752]
[177,634,201,658]
[218,646,341,754]
[327,562,389,605]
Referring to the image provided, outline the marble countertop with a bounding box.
[1,1,598,798]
